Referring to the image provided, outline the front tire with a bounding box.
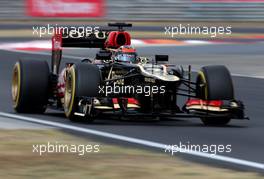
[196,65,234,100]
[196,65,234,126]
[12,60,50,113]
[64,63,101,121]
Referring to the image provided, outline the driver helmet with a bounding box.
[114,45,137,63]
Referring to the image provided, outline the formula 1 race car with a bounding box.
[11,23,248,126]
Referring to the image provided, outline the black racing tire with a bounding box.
[196,65,234,100]
[12,60,50,113]
[196,65,233,126]
[64,63,101,121]
[201,118,231,126]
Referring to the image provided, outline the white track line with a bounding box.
[232,73,264,79]
[4,49,84,60]
[0,40,213,50]
[0,111,263,170]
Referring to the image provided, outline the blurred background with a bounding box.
[0,0,263,41]
[0,0,264,21]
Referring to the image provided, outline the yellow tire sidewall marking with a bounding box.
[12,62,21,108]
[65,66,76,117]
[198,71,208,100]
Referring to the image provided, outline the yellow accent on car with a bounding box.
[12,62,21,108]
[198,71,208,100]
[64,66,76,117]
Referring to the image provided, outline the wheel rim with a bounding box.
[12,63,20,107]
[64,67,75,117]
[197,71,208,100]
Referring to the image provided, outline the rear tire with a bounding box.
[196,65,233,126]
[12,60,50,113]
[64,63,101,121]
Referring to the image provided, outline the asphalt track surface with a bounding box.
[0,42,264,172]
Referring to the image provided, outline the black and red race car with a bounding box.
[11,23,248,126]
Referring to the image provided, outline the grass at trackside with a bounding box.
[0,129,263,179]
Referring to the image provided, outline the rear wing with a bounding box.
[51,30,109,74]
[51,23,132,74]
[52,23,132,50]
[52,30,109,49]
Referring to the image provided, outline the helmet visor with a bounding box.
[117,53,136,63]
